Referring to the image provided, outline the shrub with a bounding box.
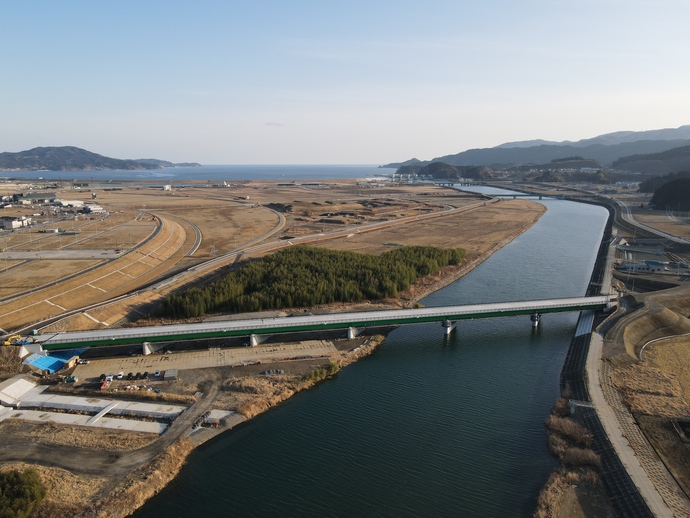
[547,434,568,459]
[0,468,46,518]
[562,447,601,469]
[545,415,592,448]
[551,398,570,418]
[302,362,339,382]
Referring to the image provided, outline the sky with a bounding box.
[2,1,690,164]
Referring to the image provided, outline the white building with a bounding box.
[56,199,84,208]
[83,204,106,214]
[1,216,32,230]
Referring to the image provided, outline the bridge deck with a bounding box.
[37,296,612,350]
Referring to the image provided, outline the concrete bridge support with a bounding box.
[143,341,168,355]
[250,334,269,347]
[348,327,363,339]
[530,313,541,328]
[442,320,457,335]
[569,399,594,414]
[19,343,45,358]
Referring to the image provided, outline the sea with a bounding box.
[1,164,388,183]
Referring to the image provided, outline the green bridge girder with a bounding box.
[37,296,612,351]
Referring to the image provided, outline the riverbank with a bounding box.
[0,198,548,518]
[533,197,616,517]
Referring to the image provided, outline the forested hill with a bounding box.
[638,171,690,193]
[398,162,494,180]
[650,178,690,211]
[612,144,690,175]
[159,245,466,318]
[0,146,199,171]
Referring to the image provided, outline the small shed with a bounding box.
[163,369,178,381]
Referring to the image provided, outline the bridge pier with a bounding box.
[606,299,617,313]
[530,313,541,328]
[19,342,45,358]
[442,320,457,335]
[143,341,168,355]
[250,334,268,347]
[348,327,363,339]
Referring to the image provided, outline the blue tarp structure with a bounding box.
[22,348,87,374]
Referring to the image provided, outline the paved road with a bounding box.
[588,332,675,517]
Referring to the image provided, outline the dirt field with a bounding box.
[316,198,542,256]
[0,259,103,299]
[0,420,157,452]
[646,336,690,401]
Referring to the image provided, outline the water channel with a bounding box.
[135,188,609,517]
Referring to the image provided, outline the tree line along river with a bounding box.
[134,187,608,518]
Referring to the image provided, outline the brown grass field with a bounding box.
[631,209,690,239]
[0,259,103,299]
[315,198,540,256]
[1,181,546,333]
[646,336,690,400]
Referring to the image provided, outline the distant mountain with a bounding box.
[495,139,561,149]
[570,125,690,148]
[611,144,690,175]
[497,125,690,149]
[0,147,198,171]
[430,139,690,169]
[386,125,690,170]
[379,158,423,169]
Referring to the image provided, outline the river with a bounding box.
[134,187,609,517]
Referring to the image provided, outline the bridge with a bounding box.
[31,295,614,352]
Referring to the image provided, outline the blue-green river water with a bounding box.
[134,188,608,517]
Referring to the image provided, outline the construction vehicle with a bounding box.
[2,335,22,346]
